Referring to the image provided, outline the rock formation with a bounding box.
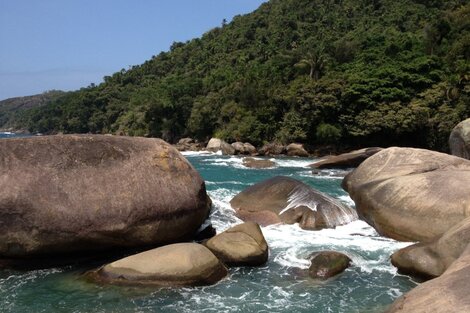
[231,176,357,230]
[0,135,211,258]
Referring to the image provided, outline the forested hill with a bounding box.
[14,0,470,151]
[0,90,65,130]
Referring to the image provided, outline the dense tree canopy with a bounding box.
[8,0,470,151]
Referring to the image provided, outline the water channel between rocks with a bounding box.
[0,135,416,313]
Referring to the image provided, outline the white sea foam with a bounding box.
[202,156,248,169]
[262,221,413,273]
[181,150,218,156]
[274,158,315,168]
[338,195,355,206]
[207,176,412,276]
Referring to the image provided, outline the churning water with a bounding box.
[0,136,417,313]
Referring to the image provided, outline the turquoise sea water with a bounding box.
[0,134,417,313]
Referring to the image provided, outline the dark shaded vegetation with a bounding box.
[10,0,470,151]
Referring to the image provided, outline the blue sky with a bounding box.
[0,0,266,100]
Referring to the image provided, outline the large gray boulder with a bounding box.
[343,147,470,242]
[449,118,470,159]
[386,244,470,313]
[205,222,268,266]
[0,135,211,258]
[391,217,470,278]
[230,176,357,230]
[88,243,228,287]
[310,147,382,169]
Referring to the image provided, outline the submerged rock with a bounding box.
[449,118,470,159]
[386,244,470,313]
[88,243,228,287]
[286,143,309,157]
[391,217,470,278]
[309,251,351,280]
[343,147,470,242]
[205,222,268,266]
[242,157,276,169]
[310,147,382,169]
[230,176,357,230]
[0,135,211,259]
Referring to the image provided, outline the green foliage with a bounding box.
[9,0,470,152]
[276,110,307,144]
[316,123,341,144]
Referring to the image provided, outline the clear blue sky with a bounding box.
[0,0,266,100]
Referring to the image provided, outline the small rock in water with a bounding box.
[205,222,268,266]
[206,137,235,155]
[286,143,309,157]
[86,243,228,287]
[309,251,351,280]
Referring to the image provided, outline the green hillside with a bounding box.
[0,90,65,130]
[15,0,470,150]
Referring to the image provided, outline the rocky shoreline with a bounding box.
[1,119,470,312]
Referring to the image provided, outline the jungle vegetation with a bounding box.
[7,0,470,151]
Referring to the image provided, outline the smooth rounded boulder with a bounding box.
[286,143,309,157]
[88,243,228,287]
[206,138,235,155]
[258,143,286,156]
[391,217,470,278]
[205,222,268,266]
[0,135,211,258]
[310,147,382,169]
[343,147,470,242]
[232,142,257,155]
[386,244,470,313]
[309,251,351,280]
[230,176,357,230]
[449,118,470,159]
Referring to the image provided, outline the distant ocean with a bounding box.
[0,132,31,139]
[0,134,416,313]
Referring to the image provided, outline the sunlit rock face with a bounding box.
[343,147,470,242]
[0,135,211,258]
